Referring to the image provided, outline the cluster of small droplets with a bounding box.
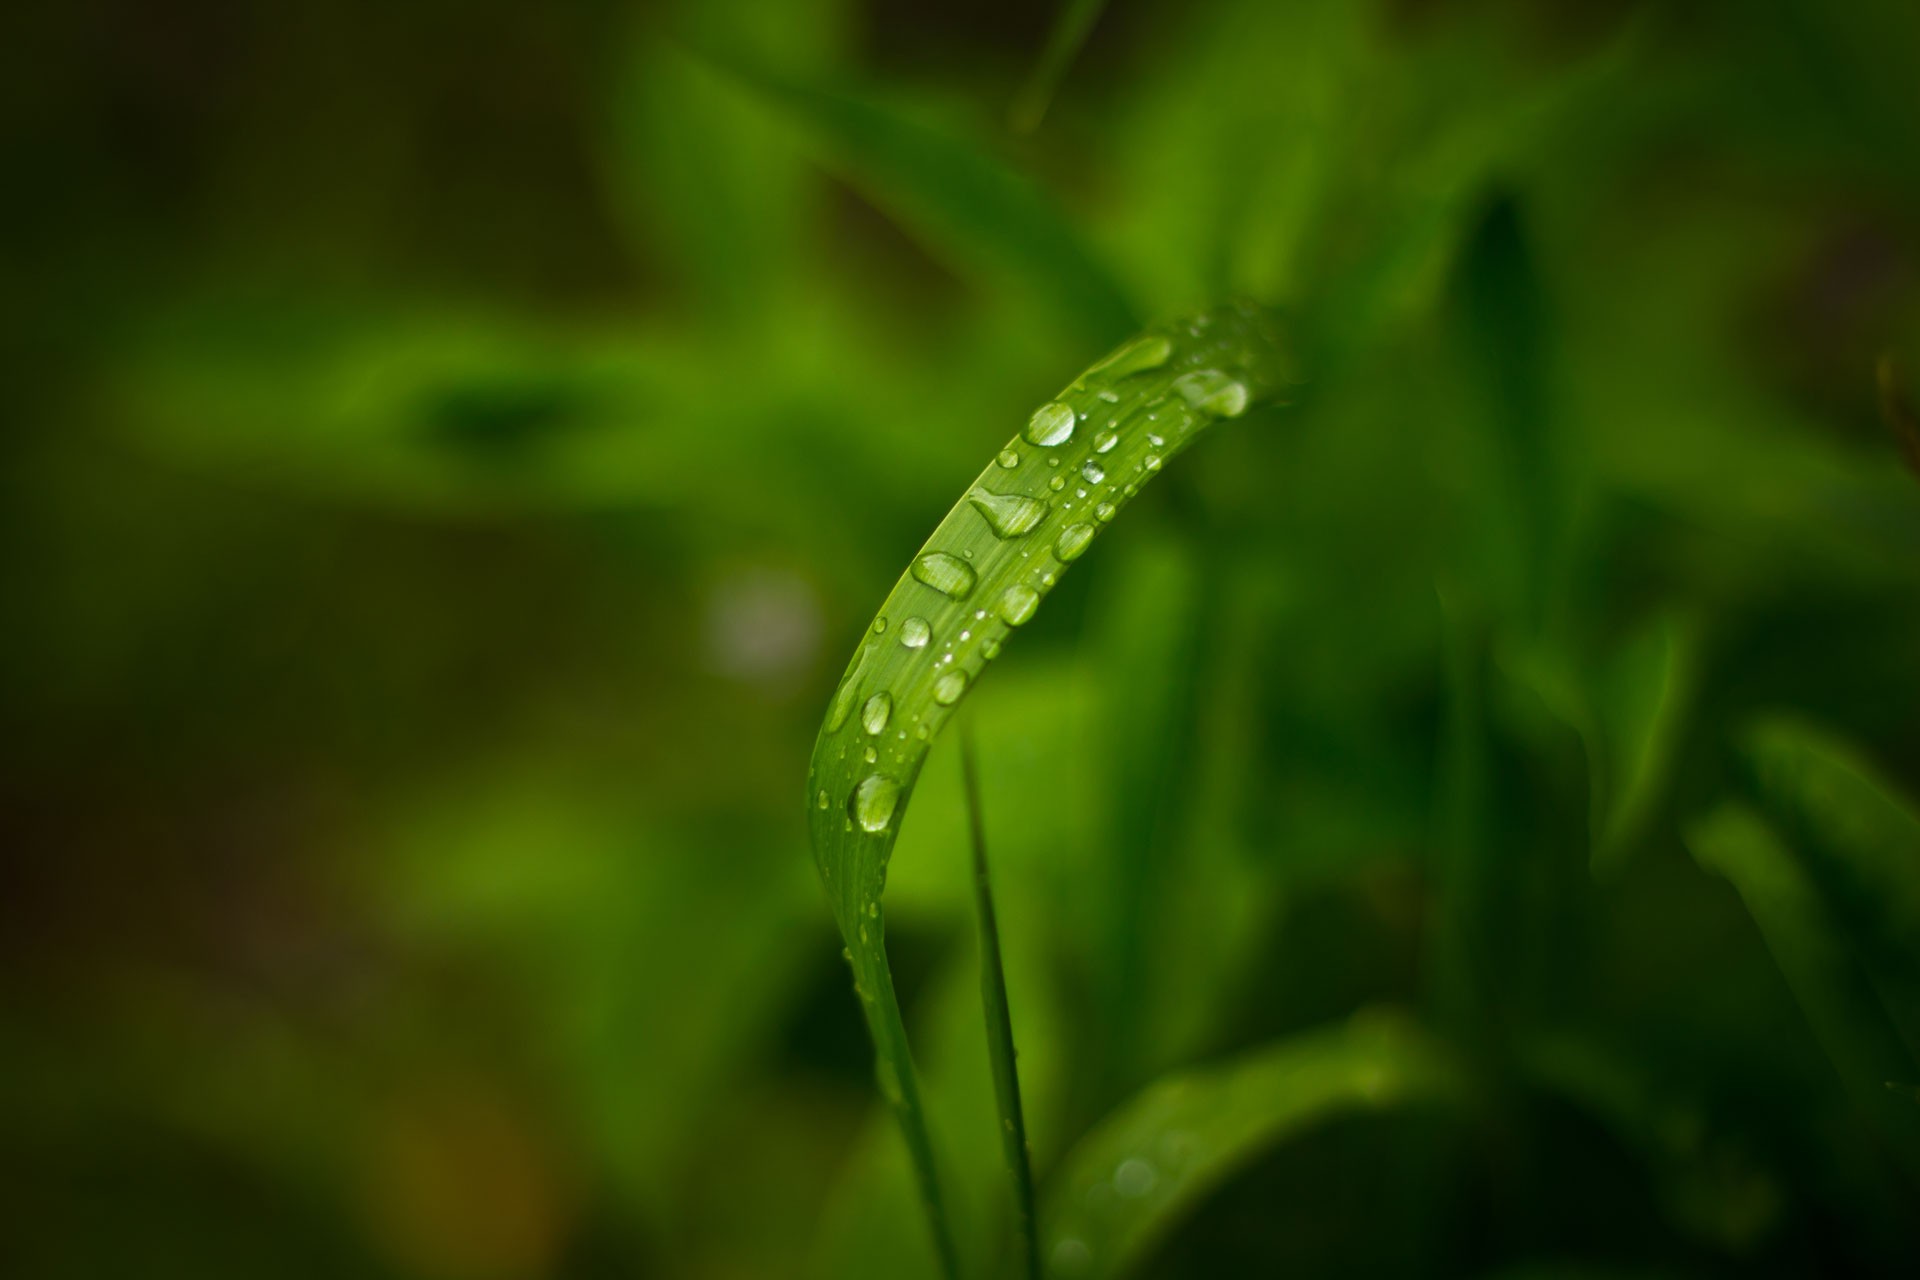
[819,312,1262,837]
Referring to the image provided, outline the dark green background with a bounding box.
[4,0,1919,1276]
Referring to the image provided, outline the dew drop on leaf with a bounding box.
[1025,401,1076,446]
[849,773,902,833]
[1172,369,1250,417]
[900,616,931,648]
[996,448,1019,468]
[1094,429,1118,453]
[933,669,969,706]
[1080,459,1105,484]
[1091,333,1173,379]
[968,488,1048,539]
[1095,501,1117,522]
[998,583,1039,626]
[1055,523,1095,562]
[911,551,977,599]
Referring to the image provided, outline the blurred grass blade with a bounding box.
[1737,718,1920,1062]
[1591,614,1705,877]
[806,302,1292,1278]
[1683,803,1917,1110]
[959,726,1039,1280]
[1039,1012,1459,1279]
[687,39,1139,346]
[1009,0,1110,133]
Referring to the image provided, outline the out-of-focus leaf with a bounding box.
[689,40,1140,347]
[1008,0,1110,134]
[1039,1011,1460,1280]
[1683,803,1918,1124]
[1738,718,1920,1061]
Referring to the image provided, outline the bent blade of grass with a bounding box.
[806,301,1292,1277]
[959,726,1038,1280]
[1737,718,1920,1063]
[1039,1011,1460,1280]
[687,39,1139,348]
[1683,802,1920,1159]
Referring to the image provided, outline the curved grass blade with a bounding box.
[1039,1011,1460,1279]
[806,301,1292,1277]
[686,39,1139,347]
[959,726,1038,1280]
[1737,718,1920,1063]
[1009,0,1110,134]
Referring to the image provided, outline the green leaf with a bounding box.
[1738,717,1920,1062]
[806,302,1294,1277]
[687,40,1140,347]
[1039,1011,1460,1280]
[1683,803,1917,1112]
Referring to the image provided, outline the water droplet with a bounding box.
[1080,459,1106,484]
[1055,523,1095,562]
[1144,454,1162,472]
[998,584,1039,626]
[1147,432,1165,448]
[1114,1157,1158,1198]
[871,616,887,633]
[982,637,1002,659]
[815,788,829,810]
[1095,501,1117,522]
[900,616,931,649]
[863,746,877,763]
[1097,389,1120,403]
[933,669,968,706]
[1025,401,1075,446]
[1048,474,1065,492]
[996,448,1019,469]
[911,552,976,600]
[1172,369,1249,417]
[849,774,901,833]
[1091,333,1173,379]
[1092,429,1118,454]
[968,488,1048,538]
[861,692,892,735]
[866,900,879,919]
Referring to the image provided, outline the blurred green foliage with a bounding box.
[3,0,1920,1277]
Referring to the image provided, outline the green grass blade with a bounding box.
[1038,1012,1460,1279]
[1737,718,1920,1063]
[687,39,1139,347]
[959,726,1039,1280]
[1683,803,1919,1126]
[806,301,1292,1278]
[1009,0,1110,134]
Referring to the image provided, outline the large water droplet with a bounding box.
[1025,401,1076,447]
[900,616,931,649]
[1055,522,1095,562]
[933,669,969,706]
[1172,369,1249,417]
[1091,333,1173,380]
[998,583,1039,626]
[1080,459,1105,484]
[861,692,892,735]
[911,552,976,599]
[849,773,902,833]
[968,489,1048,539]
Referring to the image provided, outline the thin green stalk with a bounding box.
[960,724,1039,1280]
